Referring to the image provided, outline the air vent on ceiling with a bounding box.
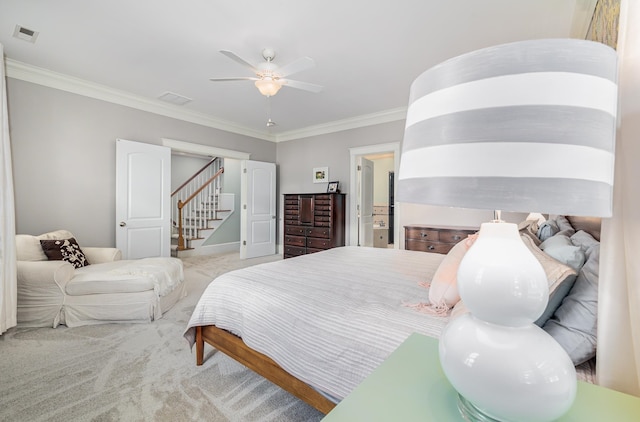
[13,25,39,43]
[158,91,192,106]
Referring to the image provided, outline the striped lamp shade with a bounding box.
[398,39,618,217]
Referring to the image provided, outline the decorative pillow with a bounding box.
[449,236,577,327]
[537,219,559,242]
[520,235,578,327]
[428,234,478,310]
[518,219,542,246]
[543,243,600,365]
[40,238,90,268]
[450,298,469,320]
[16,235,48,261]
[570,230,600,251]
[553,215,577,238]
[539,234,586,271]
[520,235,577,293]
[16,229,76,261]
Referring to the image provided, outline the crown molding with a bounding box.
[5,59,275,142]
[274,107,408,142]
[5,59,407,143]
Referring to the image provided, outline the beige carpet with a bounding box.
[0,252,325,422]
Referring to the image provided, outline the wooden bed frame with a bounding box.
[195,325,336,414]
[193,216,601,415]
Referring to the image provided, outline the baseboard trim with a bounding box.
[177,241,240,258]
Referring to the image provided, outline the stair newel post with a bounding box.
[177,199,185,250]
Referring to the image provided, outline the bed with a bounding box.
[184,215,601,414]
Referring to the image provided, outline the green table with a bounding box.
[323,333,640,421]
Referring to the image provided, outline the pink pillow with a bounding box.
[428,234,477,309]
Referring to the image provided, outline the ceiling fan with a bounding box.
[210,48,323,97]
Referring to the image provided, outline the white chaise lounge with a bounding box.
[16,230,186,328]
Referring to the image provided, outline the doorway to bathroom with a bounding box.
[348,142,400,248]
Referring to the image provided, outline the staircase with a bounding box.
[171,157,235,257]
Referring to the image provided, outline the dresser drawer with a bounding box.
[439,230,473,244]
[405,227,439,242]
[284,245,306,257]
[285,235,306,247]
[285,225,307,236]
[307,227,331,238]
[307,237,332,249]
[405,240,451,254]
[306,247,325,255]
[404,225,477,255]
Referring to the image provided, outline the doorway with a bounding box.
[348,142,400,248]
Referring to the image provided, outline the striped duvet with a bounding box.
[184,246,448,400]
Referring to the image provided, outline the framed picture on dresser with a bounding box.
[327,181,340,193]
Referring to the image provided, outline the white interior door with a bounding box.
[358,156,374,247]
[116,139,171,259]
[240,160,276,259]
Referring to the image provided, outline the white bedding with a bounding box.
[184,246,449,400]
[72,257,184,296]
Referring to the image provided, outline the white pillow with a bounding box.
[16,230,76,261]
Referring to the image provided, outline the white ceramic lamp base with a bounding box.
[439,222,577,422]
[440,314,576,421]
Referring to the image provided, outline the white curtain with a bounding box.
[597,0,640,397]
[0,43,17,335]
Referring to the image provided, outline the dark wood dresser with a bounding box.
[404,225,477,254]
[284,193,346,259]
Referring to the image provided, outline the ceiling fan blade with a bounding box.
[209,77,258,82]
[276,56,316,77]
[281,79,323,93]
[219,50,258,73]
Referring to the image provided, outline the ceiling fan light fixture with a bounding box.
[255,78,282,96]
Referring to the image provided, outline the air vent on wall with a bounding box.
[13,25,39,43]
[158,91,192,106]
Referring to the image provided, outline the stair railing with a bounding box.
[171,157,224,251]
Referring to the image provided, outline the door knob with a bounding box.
[119,221,126,227]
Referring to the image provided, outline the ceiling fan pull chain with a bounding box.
[266,96,276,127]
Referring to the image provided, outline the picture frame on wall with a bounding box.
[327,181,340,193]
[313,167,329,183]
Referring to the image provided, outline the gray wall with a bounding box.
[7,78,276,247]
[276,121,405,245]
[170,154,211,192]
[277,121,405,196]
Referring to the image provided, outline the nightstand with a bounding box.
[322,333,640,422]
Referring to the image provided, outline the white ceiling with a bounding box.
[0,0,596,142]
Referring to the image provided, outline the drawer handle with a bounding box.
[452,235,461,241]
[420,233,428,238]
[428,245,435,250]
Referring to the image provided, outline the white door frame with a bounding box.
[349,142,400,247]
[160,138,252,255]
[161,138,251,160]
